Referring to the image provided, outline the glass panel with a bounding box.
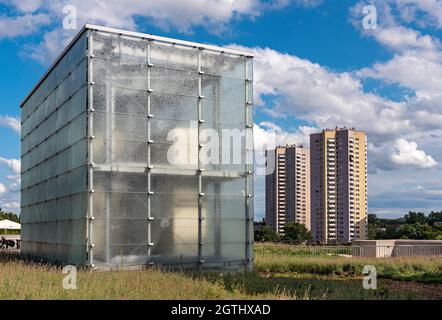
[151,219,198,260]
[93,219,149,246]
[56,172,70,198]
[202,74,245,102]
[151,173,198,195]
[93,192,148,220]
[92,137,106,164]
[93,31,148,64]
[119,35,149,64]
[56,196,72,221]
[113,139,148,164]
[150,243,198,264]
[202,51,246,79]
[113,87,148,115]
[93,245,149,265]
[201,98,245,126]
[202,195,246,219]
[150,67,199,96]
[200,122,247,172]
[94,112,148,141]
[56,148,70,176]
[93,170,148,193]
[202,176,247,196]
[93,58,149,90]
[151,142,198,169]
[70,113,87,144]
[92,31,121,60]
[151,194,198,219]
[93,111,107,138]
[151,41,199,71]
[70,85,87,120]
[71,165,87,194]
[71,139,87,169]
[202,243,246,261]
[151,92,198,120]
[92,84,107,111]
[114,113,147,141]
[71,193,87,219]
[150,118,198,143]
[202,219,246,244]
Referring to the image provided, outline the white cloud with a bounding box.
[350,1,442,95]
[230,44,442,175]
[0,115,21,134]
[1,0,307,64]
[0,201,20,211]
[2,0,45,13]
[0,157,21,174]
[0,183,6,194]
[254,122,315,150]
[358,53,442,96]
[27,28,74,64]
[0,13,51,39]
[236,45,411,140]
[391,138,437,168]
[372,25,440,52]
[394,0,442,29]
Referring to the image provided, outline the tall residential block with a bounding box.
[265,145,310,235]
[20,24,254,270]
[310,128,367,243]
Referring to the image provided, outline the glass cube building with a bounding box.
[20,25,254,270]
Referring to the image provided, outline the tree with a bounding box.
[282,222,312,242]
[368,214,380,225]
[368,214,380,239]
[254,226,279,242]
[428,211,442,225]
[404,211,427,225]
[396,223,434,240]
[0,208,20,223]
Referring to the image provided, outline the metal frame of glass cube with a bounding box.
[20,24,254,270]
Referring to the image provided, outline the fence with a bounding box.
[255,243,442,258]
[254,244,353,257]
[352,244,442,258]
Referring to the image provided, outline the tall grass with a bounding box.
[0,258,415,300]
[0,253,289,300]
[0,246,441,300]
[255,244,442,283]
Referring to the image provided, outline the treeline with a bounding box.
[0,208,20,223]
[254,222,312,243]
[368,211,442,240]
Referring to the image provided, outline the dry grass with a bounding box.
[1,246,441,300]
[0,253,291,300]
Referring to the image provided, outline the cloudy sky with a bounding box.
[0,0,441,219]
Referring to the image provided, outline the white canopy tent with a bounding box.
[0,219,21,235]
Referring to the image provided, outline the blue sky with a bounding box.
[1,0,442,219]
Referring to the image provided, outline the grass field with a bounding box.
[0,244,441,300]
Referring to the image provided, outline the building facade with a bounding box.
[310,128,367,243]
[265,145,310,235]
[20,24,254,270]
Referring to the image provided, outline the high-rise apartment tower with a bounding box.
[265,145,310,234]
[310,128,367,243]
